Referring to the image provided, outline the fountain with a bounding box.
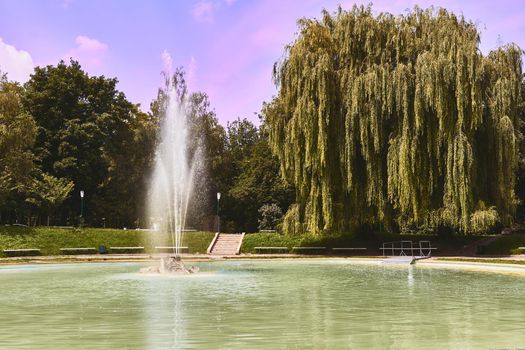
[142,71,200,274]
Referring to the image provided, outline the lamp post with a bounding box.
[216,192,221,233]
[80,190,84,227]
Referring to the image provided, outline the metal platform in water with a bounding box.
[382,255,432,265]
[382,256,416,264]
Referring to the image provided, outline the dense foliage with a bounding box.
[265,6,524,234]
[0,76,37,212]
[149,73,292,232]
[0,63,288,231]
[221,117,293,231]
[0,73,75,225]
[258,203,283,231]
[1,6,524,235]
[17,61,157,227]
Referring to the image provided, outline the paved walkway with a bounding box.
[0,253,524,265]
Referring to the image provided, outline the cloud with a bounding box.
[64,35,108,67]
[61,0,73,9]
[191,0,237,24]
[192,1,215,23]
[0,37,35,82]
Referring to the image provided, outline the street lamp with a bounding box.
[216,192,221,233]
[80,190,84,227]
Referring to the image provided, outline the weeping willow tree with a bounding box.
[265,6,523,235]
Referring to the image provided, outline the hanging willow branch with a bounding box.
[265,5,523,234]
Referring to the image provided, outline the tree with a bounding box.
[149,72,293,232]
[0,75,37,221]
[186,92,231,230]
[226,118,294,232]
[266,6,523,235]
[22,60,154,226]
[25,173,74,226]
[258,203,283,231]
[513,79,525,222]
[227,117,260,162]
[89,106,157,228]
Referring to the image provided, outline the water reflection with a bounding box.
[407,265,415,291]
[0,261,524,349]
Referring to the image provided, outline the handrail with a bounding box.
[207,232,219,254]
[380,241,435,258]
[235,232,245,255]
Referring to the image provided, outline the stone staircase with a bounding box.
[207,233,245,255]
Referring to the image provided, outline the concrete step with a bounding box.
[208,233,245,255]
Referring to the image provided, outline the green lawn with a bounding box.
[1,226,517,257]
[0,226,215,257]
[241,232,373,253]
[241,232,483,255]
[436,258,525,265]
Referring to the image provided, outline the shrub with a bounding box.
[258,203,283,231]
[469,207,499,234]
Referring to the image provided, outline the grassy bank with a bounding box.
[482,235,525,255]
[241,232,483,255]
[436,258,525,265]
[0,226,215,257]
[2,226,521,258]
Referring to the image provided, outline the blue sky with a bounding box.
[1,0,524,124]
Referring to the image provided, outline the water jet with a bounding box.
[146,72,201,274]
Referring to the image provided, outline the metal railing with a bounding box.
[380,240,436,258]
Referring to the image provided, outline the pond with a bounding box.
[0,260,523,349]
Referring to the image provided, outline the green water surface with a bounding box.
[0,260,523,349]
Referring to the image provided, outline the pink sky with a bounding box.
[0,0,524,125]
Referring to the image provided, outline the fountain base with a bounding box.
[140,256,199,274]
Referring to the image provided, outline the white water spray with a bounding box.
[148,78,198,258]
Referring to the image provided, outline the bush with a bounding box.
[469,207,499,234]
[258,203,283,231]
